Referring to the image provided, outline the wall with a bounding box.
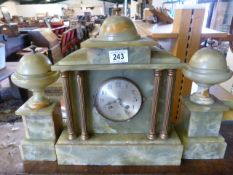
[59,0,107,16]
[152,0,164,8]
[0,0,18,18]
[130,0,138,18]
[16,4,64,17]
[0,0,64,17]
[0,0,111,17]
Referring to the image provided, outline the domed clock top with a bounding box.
[98,16,141,42]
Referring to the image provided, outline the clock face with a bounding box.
[95,78,142,122]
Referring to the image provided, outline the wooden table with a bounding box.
[134,21,176,38]
[0,67,13,82]
[16,46,48,56]
[0,66,14,100]
[134,21,232,41]
[0,62,28,101]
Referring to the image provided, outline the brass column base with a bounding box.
[147,133,156,140]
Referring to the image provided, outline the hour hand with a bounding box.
[116,98,131,115]
[117,98,129,109]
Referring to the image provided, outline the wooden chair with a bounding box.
[230,17,233,52]
[52,26,68,39]
[69,28,76,51]
[71,28,80,50]
[60,29,72,57]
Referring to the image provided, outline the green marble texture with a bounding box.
[179,133,226,159]
[56,130,183,165]
[177,96,228,137]
[51,48,181,135]
[86,69,153,133]
[87,46,151,64]
[16,100,63,162]
[81,37,157,49]
[51,48,184,72]
[50,37,185,165]
[20,140,57,161]
[16,100,63,141]
[150,47,180,64]
[83,69,174,134]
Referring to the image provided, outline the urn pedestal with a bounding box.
[11,45,62,161]
[177,48,232,159]
[176,97,228,159]
[16,96,63,161]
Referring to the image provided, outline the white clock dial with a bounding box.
[95,78,142,122]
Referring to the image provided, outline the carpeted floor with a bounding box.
[0,86,24,174]
[0,87,23,124]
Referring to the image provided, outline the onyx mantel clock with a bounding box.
[12,15,231,168]
[51,16,185,165]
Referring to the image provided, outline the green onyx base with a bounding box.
[177,96,228,137]
[87,46,151,64]
[180,133,227,159]
[176,96,227,159]
[16,100,63,141]
[20,140,57,161]
[55,130,183,166]
[16,100,63,162]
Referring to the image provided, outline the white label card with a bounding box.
[109,49,128,64]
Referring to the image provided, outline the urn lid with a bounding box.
[183,48,232,85]
[189,48,227,71]
[17,52,52,76]
[97,16,140,42]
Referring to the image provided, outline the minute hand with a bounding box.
[117,98,131,115]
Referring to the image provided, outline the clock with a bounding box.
[51,16,184,166]
[95,78,142,122]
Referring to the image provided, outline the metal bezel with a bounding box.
[94,77,142,122]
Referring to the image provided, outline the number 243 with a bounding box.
[113,53,124,60]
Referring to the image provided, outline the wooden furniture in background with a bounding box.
[210,1,228,31]
[230,17,233,52]
[0,68,13,84]
[16,46,48,57]
[0,62,28,101]
[135,8,205,120]
[52,26,68,38]
[135,7,233,121]
[0,33,30,61]
[171,8,205,121]
[60,28,80,57]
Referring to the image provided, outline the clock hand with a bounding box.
[124,108,130,116]
[116,98,125,108]
[116,98,131,115]
[104,100,117,107]
[116,98,129,109]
